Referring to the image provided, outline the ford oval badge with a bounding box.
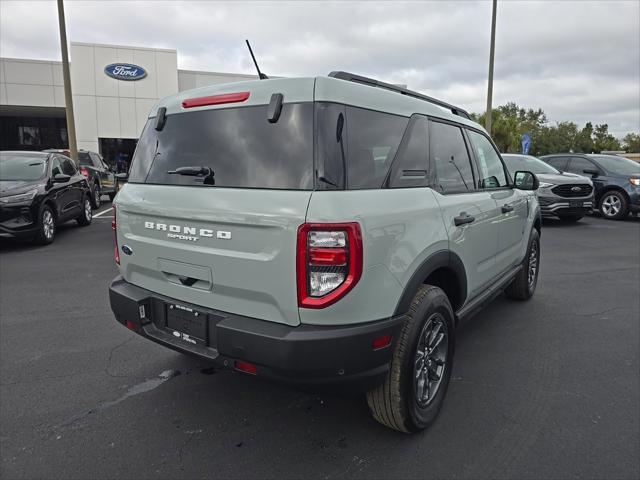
[104,63,147,81]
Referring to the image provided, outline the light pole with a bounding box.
[485,0,497,134]
[57,0,78,163]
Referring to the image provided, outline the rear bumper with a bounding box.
[109,276,405,389]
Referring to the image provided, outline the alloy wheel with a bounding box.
[414,313,448,407]
[601,194,621,217]
[528,239,539,288]
[43,210,54,240]
[94,187,101,208]
[85,199,92,221]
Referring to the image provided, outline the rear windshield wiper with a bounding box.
[167,166,213,176]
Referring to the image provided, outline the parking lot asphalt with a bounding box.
[1,208,638,480]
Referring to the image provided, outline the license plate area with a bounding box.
[569,200,583,208]
[166,303,207,346]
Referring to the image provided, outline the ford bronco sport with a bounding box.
[109,72,541,433]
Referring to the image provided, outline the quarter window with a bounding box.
[51,157,63,177]
[388,115,429,188]
[345,107,408,189]
[430,121,475,193]
[467,130,508,188]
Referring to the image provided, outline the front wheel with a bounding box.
[505,228,540,300]
[599,191,628,220]
[35,205,56,245]
[366,285,455,433]
[76,197,92,226]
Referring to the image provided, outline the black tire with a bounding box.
[35,205,56,245]
[558,215,583,222]
[76,196,93,226]
[505,229,540,300]
[108,191,117,202]
[366,285,455,433]
[91,183,101,209]
[599,190,628,220]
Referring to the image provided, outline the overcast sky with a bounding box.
[1,0,639,137]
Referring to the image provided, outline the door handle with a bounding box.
[501,204,514,213]
[454,212,475,226]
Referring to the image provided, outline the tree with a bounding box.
[622,133,640,153]
[472,103,625,155]
[574,122,594,153]
[592,124,621,152]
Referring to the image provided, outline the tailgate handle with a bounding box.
[178,276,198,287]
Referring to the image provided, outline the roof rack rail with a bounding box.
[328,71,471,120]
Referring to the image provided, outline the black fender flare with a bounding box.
[393,250,467,316]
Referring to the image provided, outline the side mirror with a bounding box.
[53,173,71,183]
[583,168,599,176]
[115,172,129,180]
[514,171,539,191]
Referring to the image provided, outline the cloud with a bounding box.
[1,0,638,136]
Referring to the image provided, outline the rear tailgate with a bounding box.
[116,184,310,326]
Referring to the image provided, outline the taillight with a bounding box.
[297,223,363,309]
[112,206,120,264]
[182,91,250,109]
[80,167,89,178]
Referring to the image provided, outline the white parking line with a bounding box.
[93,207,114,218]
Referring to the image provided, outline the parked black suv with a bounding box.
[0,151,93,244]
[541,154,640,219]
[44,149,118,208]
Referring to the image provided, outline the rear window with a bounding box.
[129,103,314,190]
[78,152,92,166]
[0,152,48,181]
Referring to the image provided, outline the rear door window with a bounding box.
[567,157,597,175]
[129,103,314,190]
[430,121,475,193]
[545,156,568,171]
[466,130,508,188]
[345,107,408,189]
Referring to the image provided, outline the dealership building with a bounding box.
[0,42,256,162]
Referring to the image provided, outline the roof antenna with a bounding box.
[245,39,268,80]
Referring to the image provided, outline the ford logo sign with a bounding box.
[104,63,147,81]
[571,186,582,192]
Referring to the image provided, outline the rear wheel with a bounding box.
[599,191,628,220]
[91,183,101,209]
[35,205,56,245]
[76,197,92,226]
[505,229,540,300]
[108,191,117,202]
[558,214,583,222]
[366,285,455,433]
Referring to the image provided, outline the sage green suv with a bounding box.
[109,72,541,433]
